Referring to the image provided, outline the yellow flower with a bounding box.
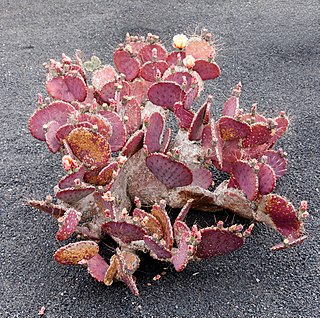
[172,34,188,49]
[183,55,196,68]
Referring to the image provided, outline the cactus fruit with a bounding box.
[27,30,311,296]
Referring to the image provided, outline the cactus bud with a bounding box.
[45,195,53,203]
[117,155,127,166]
[152,48,158,62]
[134,196,141,208]
[62,155,78,171]
[183,55,196,69]
[217,220,224,229]
[172,34,188,49]
[300,200,308,211]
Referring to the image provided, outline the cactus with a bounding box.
[27,30,311,296]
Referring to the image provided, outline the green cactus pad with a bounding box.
[54,241,99,265]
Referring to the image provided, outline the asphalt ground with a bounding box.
[0,0,319,317]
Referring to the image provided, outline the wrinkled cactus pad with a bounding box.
[54,241,99,265]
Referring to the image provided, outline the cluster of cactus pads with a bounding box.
[28,30,309,296]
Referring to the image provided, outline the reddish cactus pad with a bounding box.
[132,208,164,238]
[143,236,172,259]
[196,228,244,259]
[56,186,95,204]
[222,95,238,117]
[151,204,174,249]
[148,82,185,110]
[172,230,190,272]
[58,165,86,189]
[231,161,258,200]
[146,153,193,188]
[66,127,111,168]
[144,112,164,153]
[258,163,276,195]
[96,162,118,186]
[29,101,76,141]
[140,61,168,82]
[259,194,302,238]
[174,102,194,130]
[114,49,140,81]
[56,208,81,241]
[99,111,126,152]
[54,241,99,265]
[192,60,220,81]
[191,167,212,189]
[45,120,61,153]
[185,39,215,60]
[218,117,251,141]
[27,200,67,219]
[139,43,167,63]
[260,150,287,178]
[121,130,144,157]
[188,99,209,141]
[101,221,146,244]
[87,254,109,283]
[46,73,87,102]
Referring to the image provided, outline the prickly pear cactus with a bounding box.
[28,29,310,296]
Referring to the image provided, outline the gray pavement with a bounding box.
[1,0,319,317]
